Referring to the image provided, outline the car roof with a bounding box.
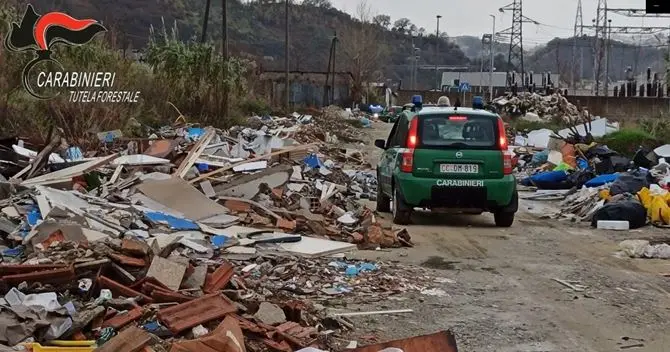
[418,106,498,117]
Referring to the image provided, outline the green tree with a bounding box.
[372,14,391,29]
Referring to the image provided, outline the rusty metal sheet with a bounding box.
[348,330,458,352]
[158,293,237,334]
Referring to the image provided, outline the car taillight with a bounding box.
[503,153,512,175]
[400,151,414,172]
[497,117,512,174]
[401,118,419,173]
[407,118,419,149]
[497,117,508,150]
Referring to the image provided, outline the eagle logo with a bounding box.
[4,4,106,99]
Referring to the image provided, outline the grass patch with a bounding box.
[596,129,661,157]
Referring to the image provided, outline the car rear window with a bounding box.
[418,114,497,149]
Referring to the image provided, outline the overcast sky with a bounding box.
[329,0,670,45]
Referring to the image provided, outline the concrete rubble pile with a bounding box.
[494,92,582,123]
[0,108,443,352]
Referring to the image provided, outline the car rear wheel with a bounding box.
[392,186,411,225]
[376,179,391,212]
[494,211,515,227]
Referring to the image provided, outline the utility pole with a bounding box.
[499,0,528,91]
[222,0,229,117]
[285,0,290,112]
[201,0,211,43]
[435,15,442,91]
[593,0,607,96]
[479,40,485,94]
[571,0,583,93]
[605,18,612,97]
[490,15,495,102]
[414,47,420,89]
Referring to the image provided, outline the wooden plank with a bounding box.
[174,128,216,179]
[21,153,119,186]
[188,143,318,185]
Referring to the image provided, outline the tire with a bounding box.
[494,191,518,227]
[392,185,411,225]
[376,176,391,213]
[494,211,515,227]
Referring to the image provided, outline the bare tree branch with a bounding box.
[338,0,387,104]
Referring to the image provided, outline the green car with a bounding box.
[374,106,518,227]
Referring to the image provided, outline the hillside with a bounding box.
[452,35,510,60]
[524,36,666,84]
[27,0,470,89]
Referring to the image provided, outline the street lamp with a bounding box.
[489,14,495,102]
[435,15,442,91]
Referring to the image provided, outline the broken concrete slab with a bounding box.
[254,302,286,325]
[214,165,292,200]
[137,178,229,221]
[146,256,188,291]
[182,265,207,289]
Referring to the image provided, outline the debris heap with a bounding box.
[494,92,582,123]
[0,108,430,351]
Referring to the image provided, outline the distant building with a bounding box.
[440,71,561,93]
[258,70,353,107]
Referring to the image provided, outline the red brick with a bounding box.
[157,293,237,334]
[102,307,143,329]
[261,339,292,352]
[224,200,251,212]
[122,238,150,256]
[204,262,235,293]
[169,316,246,352]
[142,283,195,303]
[96,325,151,352]
[136,277,171,293]
[350,232,364,243]
[0,264,67,275]
[276,218,296,231]
[271,188,283,199]
[108,253,147,267]
[231,314,267,334]
[1,266,74,285]
[98,276,153,303]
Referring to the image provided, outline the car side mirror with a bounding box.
[374,139,386,149]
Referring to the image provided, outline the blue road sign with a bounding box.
[459,82,471,92]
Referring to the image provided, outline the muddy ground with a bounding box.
[340,121,670,352]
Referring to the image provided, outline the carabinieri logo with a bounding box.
[4,4,140,103]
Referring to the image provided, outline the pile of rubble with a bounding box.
[493,92,583,123]
[0,109,439,351]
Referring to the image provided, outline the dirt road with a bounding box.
[345,121,670,351]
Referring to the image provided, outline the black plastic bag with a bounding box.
[590,200,647,229]
[609,171,650,196]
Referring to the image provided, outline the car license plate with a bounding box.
[440,163,479,174]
